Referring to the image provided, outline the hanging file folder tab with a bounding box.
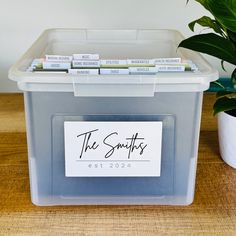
[100,68,129,75]
[73,54,100,60]
[72,60,100,68]
[42,61,71,70]
[127,59,155,67]
[155,65,186,72]
[129,67,157,75]
[154,58,182,64]
[45,55,72,62]
[100,60,128,68]
[68,69,99,75]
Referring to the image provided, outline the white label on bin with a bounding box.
[64,121,162,177]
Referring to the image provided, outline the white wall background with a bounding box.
[0,0,232,92]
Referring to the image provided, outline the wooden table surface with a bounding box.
[0,93,235,236]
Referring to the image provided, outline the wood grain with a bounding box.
[201,92,218,131]
[0,93,25,133]
[0,93,235,236]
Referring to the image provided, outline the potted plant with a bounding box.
[179,0,236,168]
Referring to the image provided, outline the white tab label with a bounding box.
[68,69,99,75]
[129,67,157,75]
[154,58,182,64]
[64,121,162,177]
[127,59,155,67]
[100,60,128,67]
[155,65,185,72]
[73,54,100,60]
[72,60,100,68]
[45,55,72,61]
[100,68,129,75]
[43,61,71,69]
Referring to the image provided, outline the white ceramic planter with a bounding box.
[218,111,236,168]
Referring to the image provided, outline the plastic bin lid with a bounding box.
[9,29,218,97]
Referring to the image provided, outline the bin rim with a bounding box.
[8,28,219,94]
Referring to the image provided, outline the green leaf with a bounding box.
[231,68,236,86]
[195,0,211,11]
[221,60,227,72]
[178,33,236,65]
[212,81,226,90]
[188,16,224,35]
[199,0,236,33]
[227,30,236,49]
[213,96,236,115]
[227,30,236,43]
[216,91,235,98]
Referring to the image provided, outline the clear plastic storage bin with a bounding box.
[9,29,218,206]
